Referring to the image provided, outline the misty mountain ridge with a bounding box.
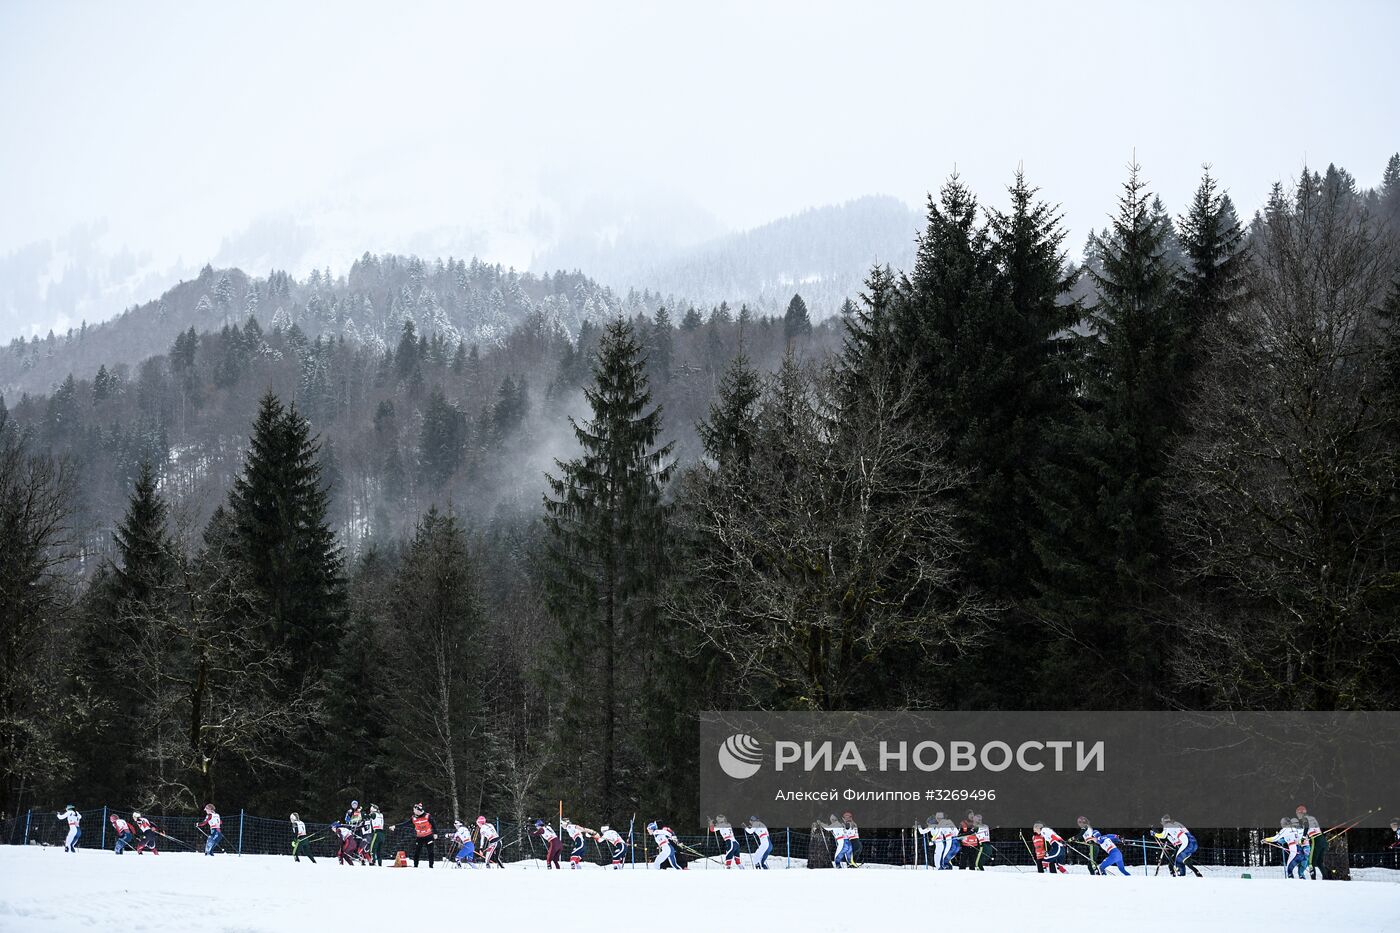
[1,194,919,349]
[532,195,922,316]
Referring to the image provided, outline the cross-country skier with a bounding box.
[290,813,316,863]
[476,816,503,867]
[390,803,437,868]
[710,815,742,868]
[1390,818,1399,847]
[108,814,134,854]
[824,814,851,868]
[561,816,594,868]
[916,816,937,868]
[963,813,994,870]
[344,800,363,828]
[1295,805,1327,880]
[1264,817,1307,879]
[366,804,385,866]
[955,810,976,869]
[1154,816,1200,877]
[449,820,475,866]
[132,812,160,855]
[935,813,961,869]
[1032,822,1066,873]
[56,805,81,852]
[843,812,862,867]
[330,821,364,865]
[599,824,626,868]
[1076,816,1129,876]
[743,817,771,869]
[198,804,222,856]
[531,818,562,869]
[648,820,682,869]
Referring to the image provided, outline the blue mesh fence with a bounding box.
[3,809,1398,873]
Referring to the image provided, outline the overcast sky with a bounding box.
[2,0,1398,290]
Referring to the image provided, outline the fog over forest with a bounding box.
[2,1,1398,841]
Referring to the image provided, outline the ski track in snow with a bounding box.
[0,845,1396,932]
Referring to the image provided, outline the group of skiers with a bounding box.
[48,801,1400,875]
[1261,806,1330,880]
[54,804,209,856]
[916,811,994,871]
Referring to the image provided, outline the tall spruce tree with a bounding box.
[1037,163,1180,705]
[697,353,762,471]
[895,173,997,439]
[837,264,901,406]
[227,393,345,670]
[542,319,673,815]
[75,460,176,802]
[1175,168,1248,383]
[225,393,345,803]
[783,293,812,342]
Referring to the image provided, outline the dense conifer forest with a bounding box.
[2,156,1398,826]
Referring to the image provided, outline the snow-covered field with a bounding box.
[1,846,1396,932]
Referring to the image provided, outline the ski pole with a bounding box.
[1323,806,1382,836]
[1017,830,1036,869]
[154,829,197,850]
[1064,839,1096,872]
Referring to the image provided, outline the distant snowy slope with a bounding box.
[537,196,923,320]
[0,846,1395,933]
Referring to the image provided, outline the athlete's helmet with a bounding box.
[1076,816,1089,826]
[715,813,727,822]
[750,816,760,823]
[1390,818,1399,829]
[1280,817,1290,827]
[1033,821,1044,831]
[561,816,571,825]
[108,814,117,822]
[65,804,75,811]
[290,813,299,821]
[842,811,854,822]
[1288,817,1301,827]
[351,800,359,808]
[646,821,658,832]
[973,814,982,823]
[600,825,610,832]
[934,811,945,820]
[132,811,142,820]
[1160,814,1171,823]
[454,819,463,827]
[412,802,424,813]
[1296,804,1308,814]
[926,816,937,826]
[369,804,379,813]
[476,816,487,826]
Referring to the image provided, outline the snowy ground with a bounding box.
[1,846,1396,932]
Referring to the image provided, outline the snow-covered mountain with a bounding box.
[534,196,922,319]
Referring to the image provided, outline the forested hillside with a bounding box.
[2,155,1398,829]
[0,255,658,397]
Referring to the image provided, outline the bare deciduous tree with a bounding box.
[118,524,317,807]
[0,413,77,815]
[672,357,987,710]
[1166,178,1400,709]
